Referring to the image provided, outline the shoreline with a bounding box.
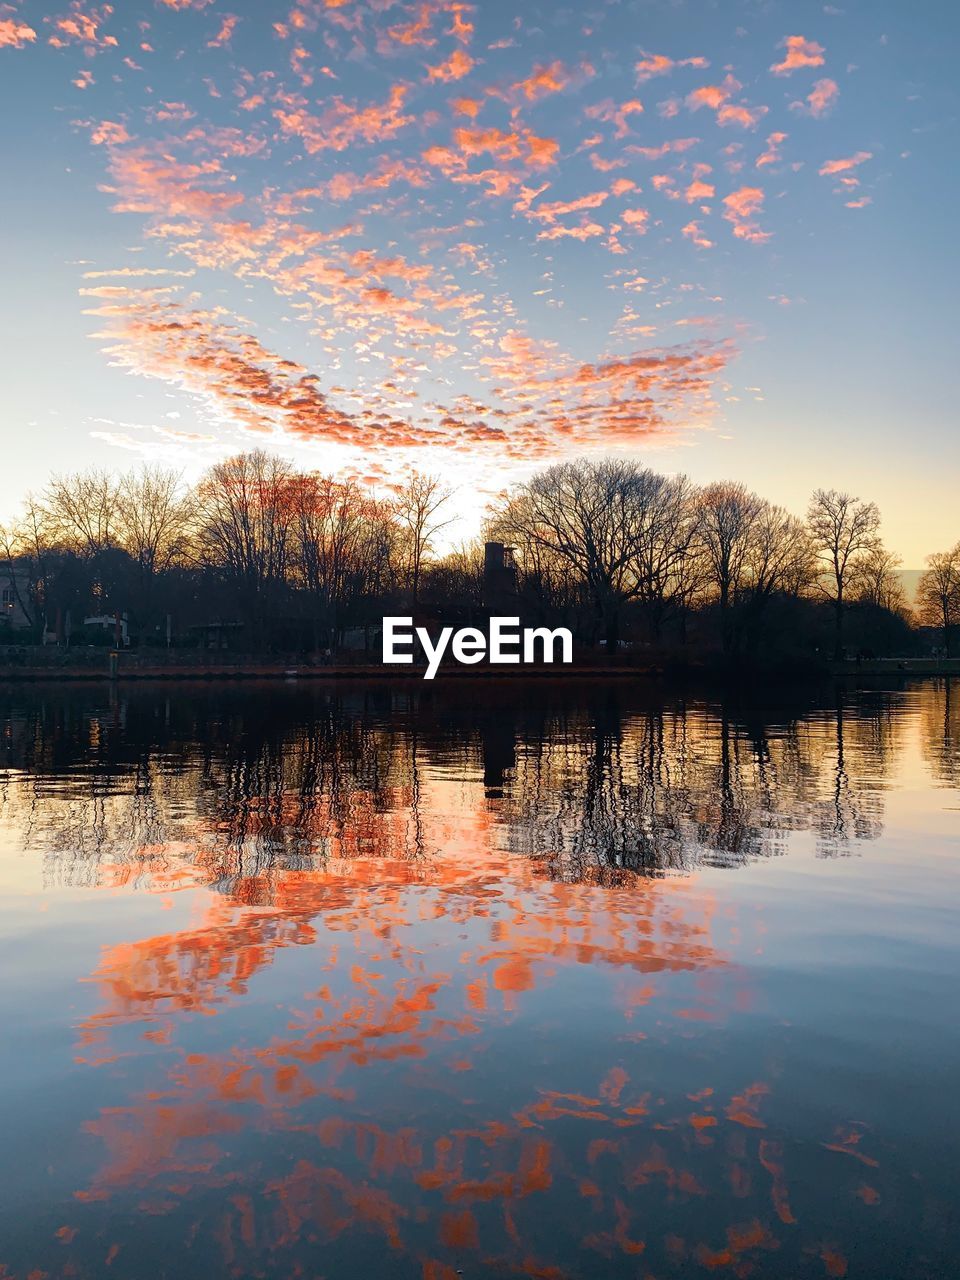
[0,658,957,684]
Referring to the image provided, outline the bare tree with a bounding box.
[114,467,194,641]
[916,544,960,656]
[697,482,764,651]
[117,467,194,578]
[494,458,666,653]
[428,541,486,614]
[853,542,906,615]
[195,451,296,637]
[289,474,384,646]
[393,471,454,609]
[633,473,701,642]
[806,489,881,659]
[747,504,814,601]
[44,470,122,559]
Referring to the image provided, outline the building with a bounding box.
[0,569,33,633]
[483,541,518,611]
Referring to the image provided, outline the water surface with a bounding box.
[0,679,958,1278]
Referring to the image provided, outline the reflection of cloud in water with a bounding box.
[0,681,955,1277]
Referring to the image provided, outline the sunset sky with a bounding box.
[1,0,956,561]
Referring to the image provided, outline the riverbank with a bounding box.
[1,653,957,683]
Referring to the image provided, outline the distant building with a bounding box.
[0,569,33,632]
[483,541,518,611]
[189,620,245,651]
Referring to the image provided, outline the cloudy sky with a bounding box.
[0,0,956,559]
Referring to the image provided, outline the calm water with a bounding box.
[0,679,958,1279]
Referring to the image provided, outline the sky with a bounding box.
[0,0,957,562]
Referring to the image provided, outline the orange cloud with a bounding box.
[426,48,474,82]
[621,208,650,232]
[537,221,606,242]
[522,190,610,225]
[717,102,767,129]
[684,177,715,203]
[585,97,645,139]
[89,119,130,145]
[770,35,826,75]
[626,138,700,161]
[46,2,118,51]
[635,51,708,82]
[793,77,839,118]
[0,16,36,46]
[510,60,581,103]
[818,150,872,175]
[686,84,730,112]
[285,158,428,205]
[448,125,559,172]
[379,2,440,52]
[755,131,787,168]
[722,185,769,243]
[103,146,246,219]
[682,220,714,249]
[446,4,473,44]
[684,76,765,129]
[207,13,239,46]
[94,288,733,466]
[274,84,413,152]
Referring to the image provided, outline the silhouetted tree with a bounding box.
[917,545,960,655]
[393,472,454,610]
[806,489,881,659]
[494,458,672,654]
[697,482,763,653]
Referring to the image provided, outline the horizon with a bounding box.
[1,0,958,563]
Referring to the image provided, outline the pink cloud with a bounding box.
[818,150,872,175]
[522,190,610,225]
[682,220,714,249]
[716,102,767,129]
[206,14,239,47]
[770,35,826,75]
[537,220,606,242]
[755,131,787,168]
[635,51,709,82]
[684,76,765,129]
[792,77,839,118]
[274,84,413,153]
[45,2,118,51]
[621,208,650,232]
[722,186,770,242]
[426,47,474,82]
[0,16,36,47]
[684,164,715,202]
[686,84,730,112]
[585,97,645,139]
[510,60,584,103]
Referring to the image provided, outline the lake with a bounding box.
[0,679,957,1279]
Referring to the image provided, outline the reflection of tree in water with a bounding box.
[0,681,917,893]
[0,681,956,1280]
[920,676,960,788]
[0,686,423,891]
[495,688,894,880]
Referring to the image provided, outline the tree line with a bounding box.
[1,451,957,662]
